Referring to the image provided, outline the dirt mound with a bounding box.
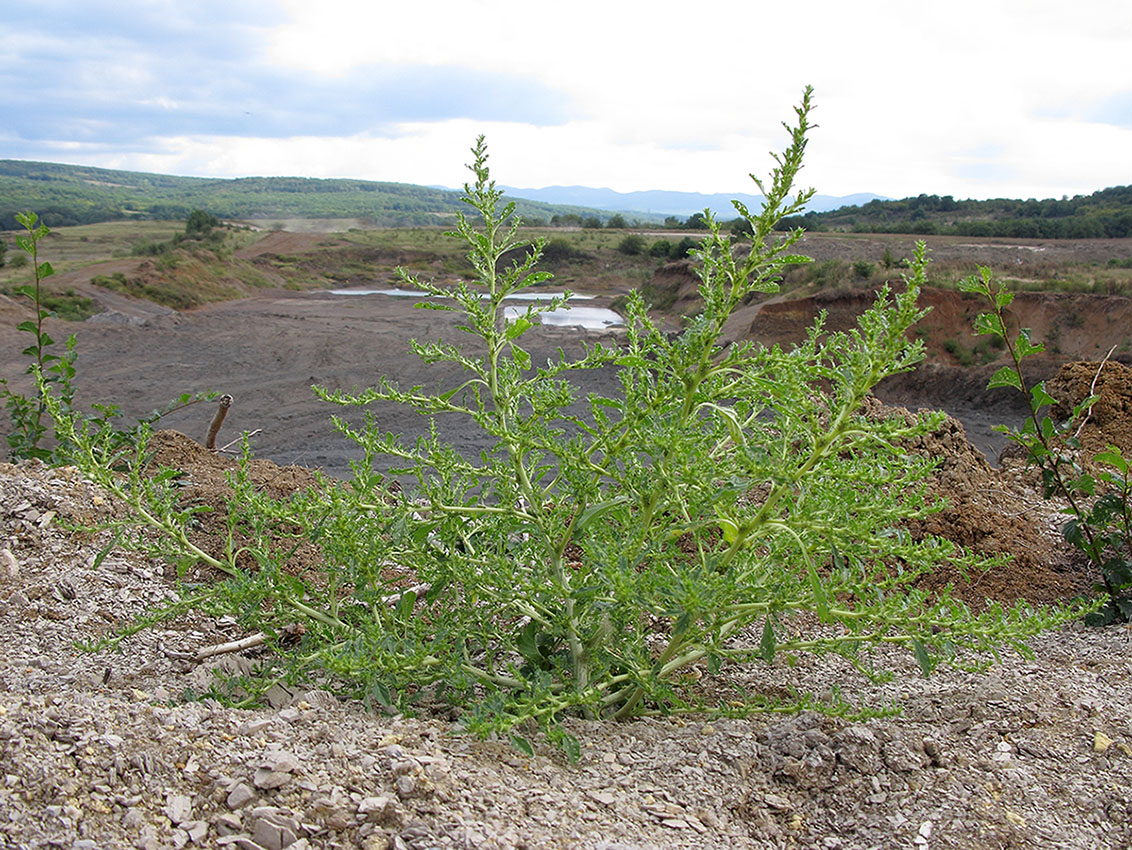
[866,401,1087,605]
[1047,360,1132,460]
[148,429,322,501]
[639,260,702,324]
[146,430,325,575]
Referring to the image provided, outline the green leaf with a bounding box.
[987,366,1021,391]
[1014,329,1044,358]
[807,561,829,621]
[394,589,417,619]
[505,317,532,341]
[15,320,37,334]
[1095,448,1129,474]
[574,496,628,532]
[560,732,581,764]
[1030,383,1057,409]
[972,312,1005,338]
[517,620,540,662]
[760,617,777,662]
[717,516,739,545]
[511,344,531,371]
[673,611,691,637]
[509,735,535,758]
[911,639,935,677]
[37,261,54,279]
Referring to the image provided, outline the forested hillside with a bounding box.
[781,185,1132,238]
[0,160,605,229]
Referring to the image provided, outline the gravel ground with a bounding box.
[2,459,1131,850]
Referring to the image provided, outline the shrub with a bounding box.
[617,234,646,255]
[50,90,1087,755]
[669,236,698,258]
[649,239,673,258]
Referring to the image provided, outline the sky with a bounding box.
[2,0,1130,203]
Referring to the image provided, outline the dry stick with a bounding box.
[217,428,262,454]
[206,394,233,451]
[195,632,267,662]
[1074,345,1118,440]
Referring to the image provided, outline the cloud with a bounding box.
[1091,92,1132,130]
[1,0,571,155]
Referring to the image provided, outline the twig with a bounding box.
[1074,345,1117,439]
[217,428,262,454]
[195,632,267,662]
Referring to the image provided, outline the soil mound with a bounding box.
[866,401,1086,605]
[1046,360,1132,459]
[146,430,324,574]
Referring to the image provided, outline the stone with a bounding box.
[253,768,292,790]
[226,783,257,809]
[251,817,297,850]
[357,795,397,823]
[165,793,193,824]
[0,549,18,580]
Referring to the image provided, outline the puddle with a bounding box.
[328,288,621,331]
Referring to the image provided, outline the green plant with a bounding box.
[963,268,1132,624]
[0,212,78,460]
[306,93,1079,745]
[51,92,1087,757]
[617,234,646,255]
[852,260,873,280]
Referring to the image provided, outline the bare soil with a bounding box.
[2,248,1132,848]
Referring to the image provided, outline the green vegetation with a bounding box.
[0,160,642,229]
[782,186,1132,238]
[32,93,1092,756]
[1,212,76,460]
[965,271,1132,624]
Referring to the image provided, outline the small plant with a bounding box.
[963,268,1132,624]
[852,259,873,280]
[0,212,78,460]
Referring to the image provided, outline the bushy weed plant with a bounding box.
[50,91,1088,754]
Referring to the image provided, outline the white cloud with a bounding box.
[4,0,1131,200]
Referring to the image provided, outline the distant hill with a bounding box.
[0,160,620,230]
[779,187,1132,239]
[499,185,885,218]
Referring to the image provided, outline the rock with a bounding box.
[883,737,929,773]
[184,821,209,843]
[253,767,292,790]
[165,793,193,825]
[0,549,18,580]
[251,817,297,850]
[262,750,300,773]
[358,795,398,824]
[227,783,257,809]
[833,725,882,774]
